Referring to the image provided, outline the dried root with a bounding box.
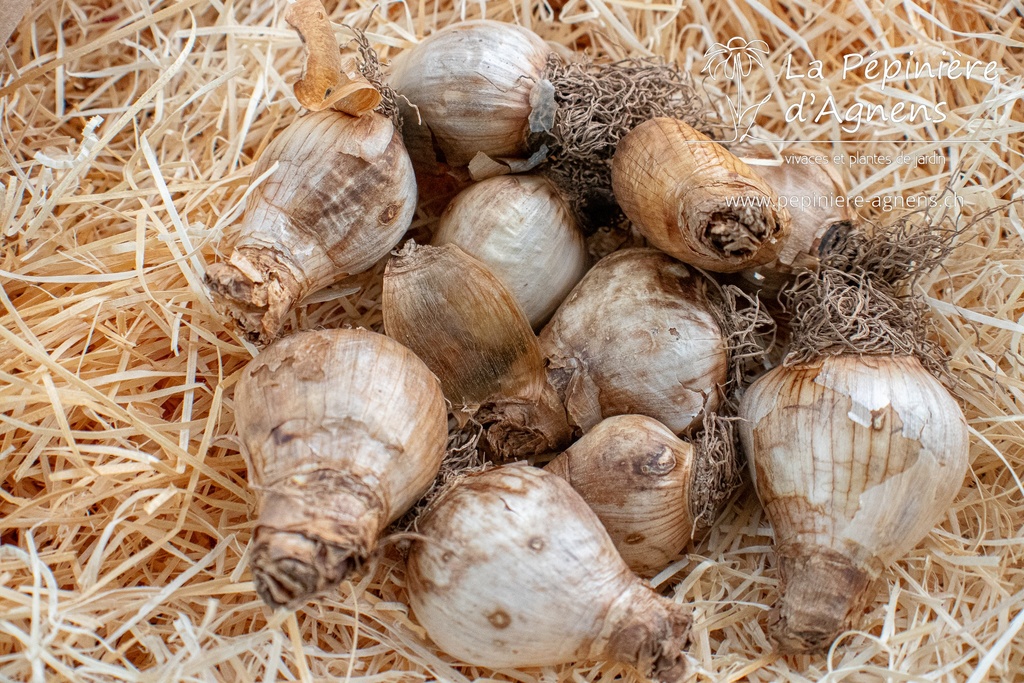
[345,24,402,128]
[392,415,490,533]
[689,413,743,536]
[783,268,949,377]
[783,197,965,378]
[705,281,777,402]
[817,209,959,287]
[542,54,711,226]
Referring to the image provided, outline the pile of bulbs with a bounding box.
[208,16,969,680]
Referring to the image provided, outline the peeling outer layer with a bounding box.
[738,354,970,654]
[206,111,416,344]
[611,118,791,272]
[405,466,691,680]
[284,0,381,115]
[235,329,447,609]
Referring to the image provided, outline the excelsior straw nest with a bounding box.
[1,0,1022,681]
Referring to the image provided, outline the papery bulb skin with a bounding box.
[738,354,969,653]
[432,175,588,328]
[407,465,691,681]
[389,21,552,170]
[740,147,853,296]
[545,415,697,577]
[611,118,791,272]
[541,248,727,435]
[235,329,447,609]
[383,243,545,407]
[206,111,416,343]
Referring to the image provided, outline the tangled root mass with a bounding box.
[542,55,712,227]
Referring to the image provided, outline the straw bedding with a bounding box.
[1,0,1022,681]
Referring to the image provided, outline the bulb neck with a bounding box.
[251,469,384,609]
[481,381,573,459]
[599,580,691,683]
[770,543,874,653]
[205,246,302,344]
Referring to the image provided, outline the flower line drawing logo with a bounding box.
[702,37,772,141]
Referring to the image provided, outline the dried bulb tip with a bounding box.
[251,530,357,610]
[770,545,873,653]
[206,253,300,344]
[607,584,692,683]
[705,209,771,257]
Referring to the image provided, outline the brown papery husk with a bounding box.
[541,54,713,228]
[769,544,876,654]
[382,242,546,407]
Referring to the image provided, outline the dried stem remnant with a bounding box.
[285,0,381,114]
